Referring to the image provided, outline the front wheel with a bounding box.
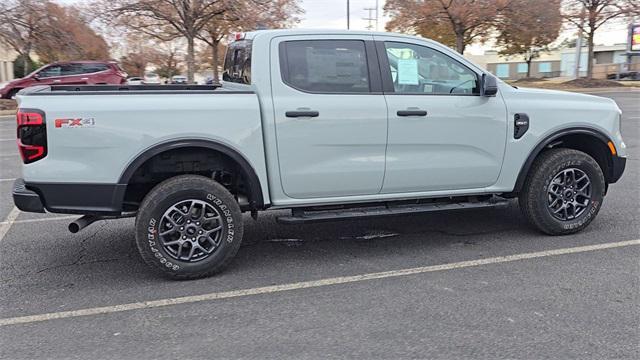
[519,148,605,235]
[135,175,244,279]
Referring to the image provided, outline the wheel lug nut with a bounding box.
[199,230,203,234]
[180,227,184,230]
[182,236,186,239]
[196,222,200,225]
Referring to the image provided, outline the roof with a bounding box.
[244,29,439,47]
[47,60,117,65]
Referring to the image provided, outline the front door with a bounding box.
[375,38,508,193]
[271,35,388,199]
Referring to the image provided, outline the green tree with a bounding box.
[13,54,39,78]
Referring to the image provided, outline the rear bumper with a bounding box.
[12,178,126,215]
[12,179,45,213]
[609,155,626,183]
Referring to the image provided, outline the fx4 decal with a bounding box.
[55,118,96,128]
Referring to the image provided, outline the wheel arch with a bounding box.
[513,127,616,194]
[117,139,264,210]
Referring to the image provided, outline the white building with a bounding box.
[0,43,16,83]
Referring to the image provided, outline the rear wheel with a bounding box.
[519,149,605,235]
[135,175,243,279]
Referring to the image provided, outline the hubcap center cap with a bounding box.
[185,226,198,235]
[564,190,574,199]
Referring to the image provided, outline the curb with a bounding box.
[0,110,16,117]
[516,86,639,93]
[568,87,640,94]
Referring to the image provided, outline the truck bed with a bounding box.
[15,82,270,210]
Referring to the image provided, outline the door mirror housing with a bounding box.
[32,73,40,81]
[481,74,498,97]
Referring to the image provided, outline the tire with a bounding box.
[519,148,605,235]
[135,175,244,279]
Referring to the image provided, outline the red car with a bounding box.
[0,61,127,99]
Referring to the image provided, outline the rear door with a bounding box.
[58,63,86,85]
[375,37,508,193]
[270,35,388,199]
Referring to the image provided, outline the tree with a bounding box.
[0,0,110,76]
[0,0,49,76]
[496,0,562,78]
[153,43,183,79]
[196,0,301,82]
[564,0,640,79]
[385,0,512,53]
[13,54,40,78]
[34,3,110,63]
[97,0,235,83]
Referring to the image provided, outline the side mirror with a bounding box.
[32,73,40,81]
[481,73,498,97]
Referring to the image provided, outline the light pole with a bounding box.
[347,0,350,30]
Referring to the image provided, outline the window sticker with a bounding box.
[397,59,419,85]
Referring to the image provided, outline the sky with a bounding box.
[56,0,634,55]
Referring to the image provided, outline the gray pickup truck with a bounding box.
[13,30,627,279]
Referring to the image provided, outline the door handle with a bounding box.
[81,77,89,81]
[397,109,427,117]
[286,110,319,118]
[52,80,62,83]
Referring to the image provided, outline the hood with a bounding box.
[5,75,33,87]
[509,86,620,112]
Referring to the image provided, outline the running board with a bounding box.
[277,197,509,225]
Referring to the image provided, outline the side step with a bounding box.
[276,197,510,225]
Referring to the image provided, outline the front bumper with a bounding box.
[12,179,45,213]
[609,155,626,183]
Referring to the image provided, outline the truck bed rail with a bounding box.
[18,84,254,96]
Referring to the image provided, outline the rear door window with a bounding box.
[223,40,252,84]
[81,63,109,74]
[280,40,370,93]
[60,64,84,76]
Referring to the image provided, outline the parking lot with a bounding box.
[0,90,638,359]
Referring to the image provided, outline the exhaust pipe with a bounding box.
[68,212,136,233]
[68,215,99,234]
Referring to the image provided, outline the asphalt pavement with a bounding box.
[0,90,638,359]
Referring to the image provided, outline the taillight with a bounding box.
[16,109,47,164]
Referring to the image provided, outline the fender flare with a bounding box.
[513,127,614,193]
[117,139,264,209]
